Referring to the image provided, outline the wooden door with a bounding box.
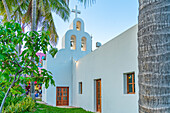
[96,79,101,112]
[56,87,69,106]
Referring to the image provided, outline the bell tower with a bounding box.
[43,5,93,107]
[62,5,92,60]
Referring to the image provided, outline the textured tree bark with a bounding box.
[31,0,36,32]
[138,0,170,112]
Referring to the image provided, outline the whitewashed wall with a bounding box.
[42,17,92,106]
[72,25,138,113]
[42,59,47,102]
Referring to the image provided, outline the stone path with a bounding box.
[36,101,79,108]
[36,101,47,105]
[56,106,79,108]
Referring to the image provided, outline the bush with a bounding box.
[3,96,35,113]
[0,93,25,109]
[0,84,25,108]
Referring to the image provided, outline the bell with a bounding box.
[70,41,74,47]
[81,44,83,48]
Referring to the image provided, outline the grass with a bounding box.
[28,103,93,113]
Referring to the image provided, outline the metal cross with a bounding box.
[71,5,81,18]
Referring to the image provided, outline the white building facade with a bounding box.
[42,6,138,113]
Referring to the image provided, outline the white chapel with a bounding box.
[42,6,139,113]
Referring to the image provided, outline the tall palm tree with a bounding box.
[0,0,28,24]
[1,0,11,21]
[0,0,95,46]
[23,0,70,47]
[0,0,69,46]
[138,0,170,112]
[30,0,36,101]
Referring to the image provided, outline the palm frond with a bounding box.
[49,47,58,58]
[48,0,70,21]
[78,0,96,7]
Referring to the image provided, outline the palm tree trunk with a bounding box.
[2,0,11,21]
[138,0,170,112]
[30,0,36,100]
[32,0,36,31]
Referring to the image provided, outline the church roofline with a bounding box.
[76,24,138,62]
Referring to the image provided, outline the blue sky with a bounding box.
[52,0,139,50]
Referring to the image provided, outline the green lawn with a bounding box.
[28,103,93,113]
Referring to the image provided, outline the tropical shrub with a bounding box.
[0,86,25,108]
[3,97,35,113]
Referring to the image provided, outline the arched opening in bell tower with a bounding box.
[81,37,86,51]
[70,35,76,50]
[76,21,81,31]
